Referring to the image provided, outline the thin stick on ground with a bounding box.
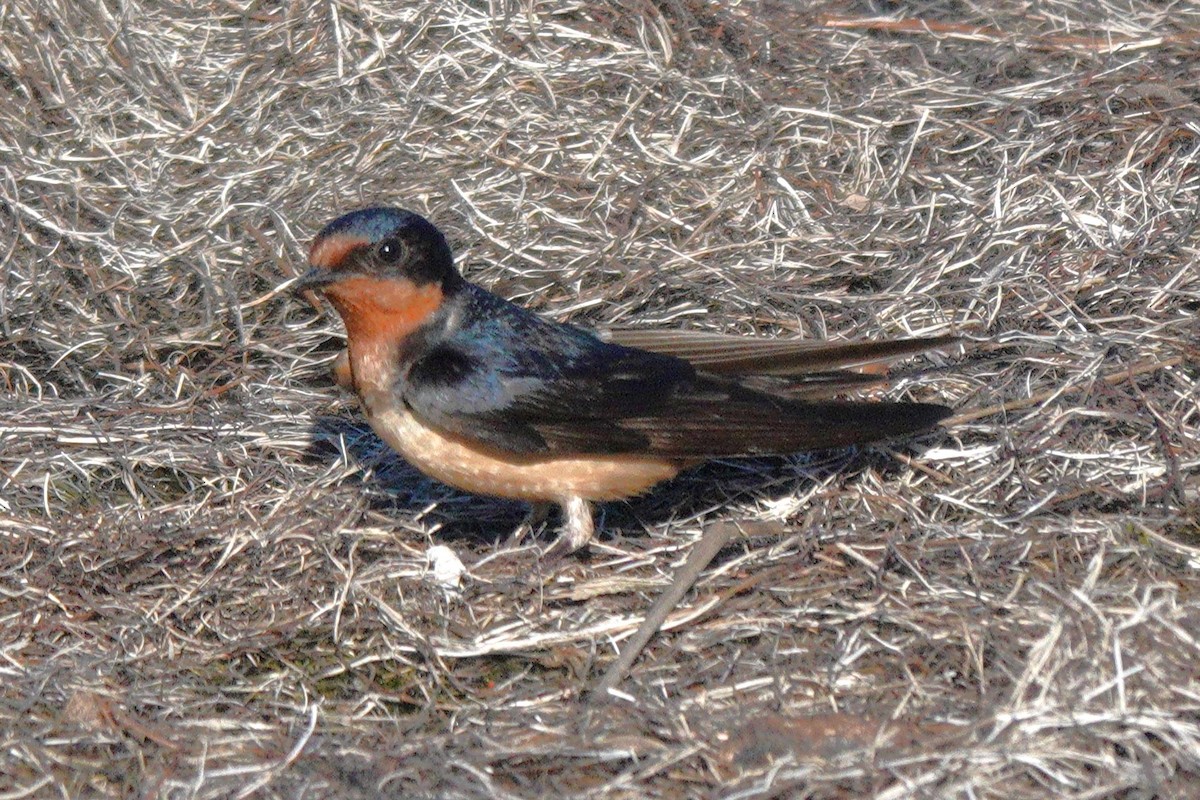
[594,520,736,696]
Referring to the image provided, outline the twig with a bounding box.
[593,520,736,695]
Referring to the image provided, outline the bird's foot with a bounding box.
[506,502,553,547]
[543,496,595,559]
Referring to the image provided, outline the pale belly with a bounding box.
[365,403,680,502]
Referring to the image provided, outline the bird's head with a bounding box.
[293,207,462,342]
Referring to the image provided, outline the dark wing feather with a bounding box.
[600,328,959,376]
[613,388,951,457]
[403,339,689,456]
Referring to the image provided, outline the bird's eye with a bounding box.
[377,239,404,264]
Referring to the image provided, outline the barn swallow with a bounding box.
[292,207,955,555]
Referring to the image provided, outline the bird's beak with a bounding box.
[291,266,336,295]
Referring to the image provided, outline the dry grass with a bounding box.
[2,0,1199,797]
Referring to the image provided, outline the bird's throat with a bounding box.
[325,277,443,394]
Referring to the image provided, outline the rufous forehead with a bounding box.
[309,232,370,271]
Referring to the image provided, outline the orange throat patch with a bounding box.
[323,277,444,393]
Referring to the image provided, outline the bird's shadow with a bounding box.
[304,412,936,554]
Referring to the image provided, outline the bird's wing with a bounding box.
[401,322,950,460]
[399,331,692,456]
[600,328,959,376]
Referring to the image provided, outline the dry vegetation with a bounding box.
[2,0,1199,797]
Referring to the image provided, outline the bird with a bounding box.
[291,207,955,555]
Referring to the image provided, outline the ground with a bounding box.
[2,1,1199,798]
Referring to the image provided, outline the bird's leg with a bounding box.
[506,501,553,546]
[545,496,595,558]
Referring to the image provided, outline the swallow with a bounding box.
[293,207,955,555]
